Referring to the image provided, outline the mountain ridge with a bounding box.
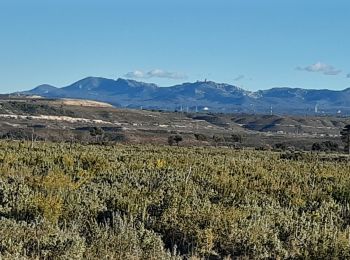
[16,77,350,115]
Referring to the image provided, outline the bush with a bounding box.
[312,141,339,152]
[168,135,183,146]
[280,151,307,160]
[274,143,288,151]
[1,129,30,140]
[230,133,242,143]
[194,133,208,141]
[212,135,224,146]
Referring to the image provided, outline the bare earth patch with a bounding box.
[54,99,114,108]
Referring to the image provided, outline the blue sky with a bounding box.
[0,0,350,93]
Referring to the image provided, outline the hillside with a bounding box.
[0,97,348,150]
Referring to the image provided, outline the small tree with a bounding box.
[231,133,242,143]
[168,134,183,146]
[194,133,208,141]
[312,142,322,152]
[90,127,104,143]
[212,135,224,147]
[174,135,183,146]
[341,125,350,154]
[167,136,174,146]
[274,143,287,151]
[312,141,338,152]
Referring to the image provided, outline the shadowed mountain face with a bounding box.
[18,77,350,115]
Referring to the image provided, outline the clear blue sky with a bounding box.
[1,0,350,93]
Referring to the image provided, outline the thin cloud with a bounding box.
[296,62,341,76]
[234,75,245,81]
[125,69,187,80]
[347,73,350,78]
[125,70,145,79]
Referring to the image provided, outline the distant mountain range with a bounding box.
[16,77,350,115]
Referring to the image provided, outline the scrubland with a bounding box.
[0,141,350,259]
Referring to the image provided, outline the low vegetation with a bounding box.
[0,101,76,117]
[0,141,350,259]
[312,141,339,152]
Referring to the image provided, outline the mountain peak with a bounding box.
[65,77,115,91]
[21,84,58,95]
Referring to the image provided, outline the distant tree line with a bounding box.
[312,141,339,152]
[0,126,126,145]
